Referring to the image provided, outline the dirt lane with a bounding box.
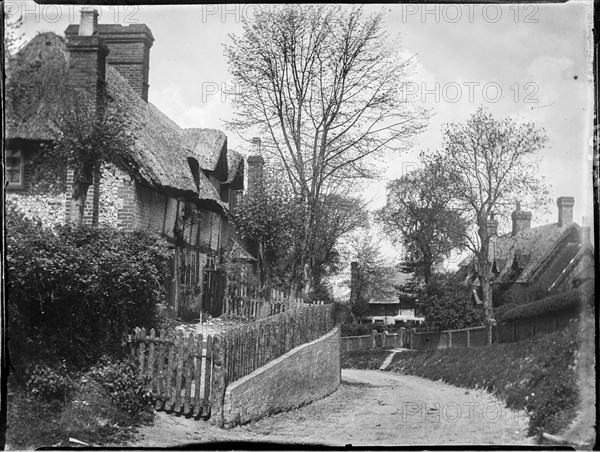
[128,369,533,447]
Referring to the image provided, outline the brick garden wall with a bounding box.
[221,326,341,429]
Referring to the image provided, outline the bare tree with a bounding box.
[430,107,551,330]
[225,5,427,294]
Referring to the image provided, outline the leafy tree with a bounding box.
[430,106,550,330]
[415,273,484,330]
[347,232,399,320]
[6,37,135,225]
[376,161,468,286]
[225,5,427,294]
[311,192,369,299]
[234,164,367,297]
[233,165,302,289]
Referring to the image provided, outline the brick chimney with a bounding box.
[557,196,575,227]
[580,226,591,243]
[580,216,592,243]
[246,137,264,197]
[65,9,109,100]
[511,202,532,236]
[486,212,498,237]
[66,21,154,101]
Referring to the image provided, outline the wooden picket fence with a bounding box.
[131,327,213,417]
[222,286,325,319]
[222,304,334,385]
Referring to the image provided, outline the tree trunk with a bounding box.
[69,180,91,226]
[69,164,94,226]
[477,222,495,345]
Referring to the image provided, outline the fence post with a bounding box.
[467,328,470,348]
[448,330,452,349]
[209,334,226,427]
[371,330,377,349]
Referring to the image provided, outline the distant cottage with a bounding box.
[459,197,594,307]
[5,10,262,319]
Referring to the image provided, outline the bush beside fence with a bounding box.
[221,304,335,386]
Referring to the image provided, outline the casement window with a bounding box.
[5,149,24,188]
[182,250,201,287]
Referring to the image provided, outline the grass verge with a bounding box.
[340,349,391,369]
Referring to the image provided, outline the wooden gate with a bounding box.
[131,328,213,418]
[202,266,225,318]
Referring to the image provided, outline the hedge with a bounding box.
[6,203,172,370]
[501,281,594,323]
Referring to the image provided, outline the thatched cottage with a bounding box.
[5,10,259,319]
[459,197,594,307]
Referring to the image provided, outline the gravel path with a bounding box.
[127,369,533,447]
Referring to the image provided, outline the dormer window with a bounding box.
[5,149,24,188]
[187,157,200,191]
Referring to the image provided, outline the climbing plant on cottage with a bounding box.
[6,32,136,226]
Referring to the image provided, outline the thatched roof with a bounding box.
[5,32,67,141]
[106,67,225,209]
[6,32,228,212]
[183,128,227,174]
[500,279,594,322]
[461,222,583,287]
[368,297,400,305]
[225,149,245,189]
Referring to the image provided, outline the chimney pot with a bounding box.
[251,137,262,156]
[486,212,498,237]
[557,196,575,227]
[580,226,591,244]
[79,8,98,36]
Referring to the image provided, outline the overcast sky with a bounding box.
[12,1,594,233]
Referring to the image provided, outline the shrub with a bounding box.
[417,273,484,330]
[7,359,155,449]
[500,281,594,322]
[87,357,152,416]
[331,301,353,325]
[6,204,172,369]
[26,362,74,403]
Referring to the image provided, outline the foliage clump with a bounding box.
[414,273,484,330]
[26,362,74,404]
[6,200,172,369]
[87,357,153,416]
